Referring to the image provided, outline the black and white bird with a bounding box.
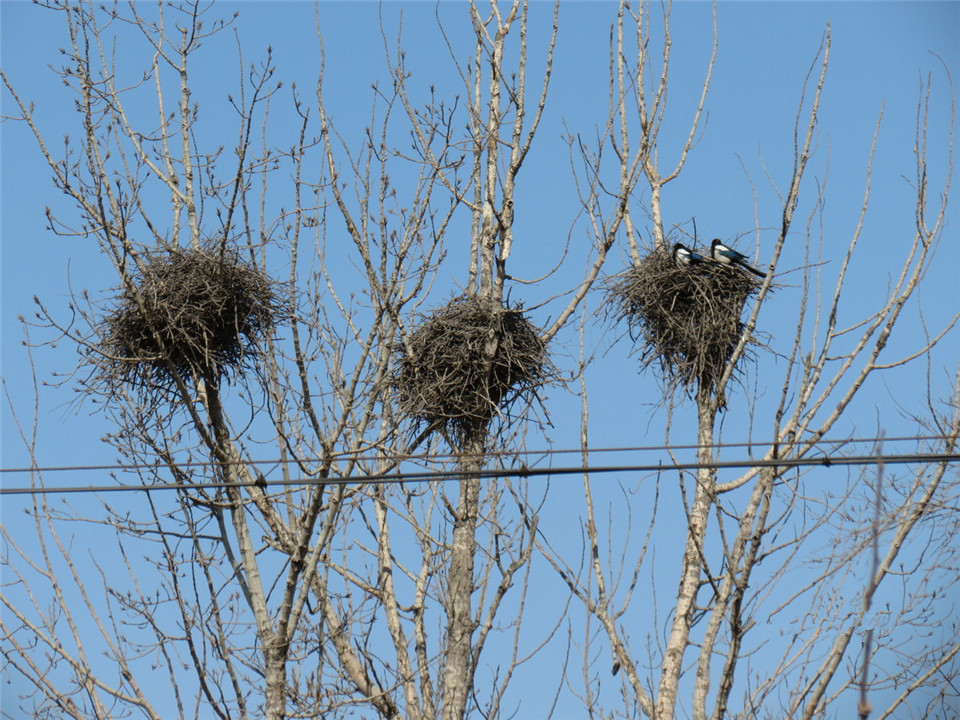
[710,238,765,277]
[673,243,705,268]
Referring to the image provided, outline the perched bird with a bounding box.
[673,243,705,268]
[710,238,765,277]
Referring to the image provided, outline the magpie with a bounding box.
[673,243,705,268]
[710,238,765,277]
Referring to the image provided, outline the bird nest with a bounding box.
[395,295,549,447]
[96,246,279,402]
[607,247,761,398]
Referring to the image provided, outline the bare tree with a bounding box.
[0,1,614,718]
[3,2,956,720]
[538,2,959,719]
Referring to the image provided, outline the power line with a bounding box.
[0,434,954,476]
[2,450,958,497]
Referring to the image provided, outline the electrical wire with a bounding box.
[1,450,957,497]
[0,433,953,476]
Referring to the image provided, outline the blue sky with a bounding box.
[2,1,958,717]
[4,1,957,454]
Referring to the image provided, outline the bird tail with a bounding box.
[743,263,766,278]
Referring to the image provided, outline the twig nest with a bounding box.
[608,247,761,397]
[99,246,278,398]
[396,295,549,445]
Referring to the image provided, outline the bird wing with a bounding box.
[718,246,747,262]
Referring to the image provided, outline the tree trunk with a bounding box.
[264,651,287,720]
[657,386,716,720]
[208,379,288,719]
[442,438,483,720]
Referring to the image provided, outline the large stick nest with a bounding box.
[97,246,279,400]
[395,295,550,446]
[607,247,761,397]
